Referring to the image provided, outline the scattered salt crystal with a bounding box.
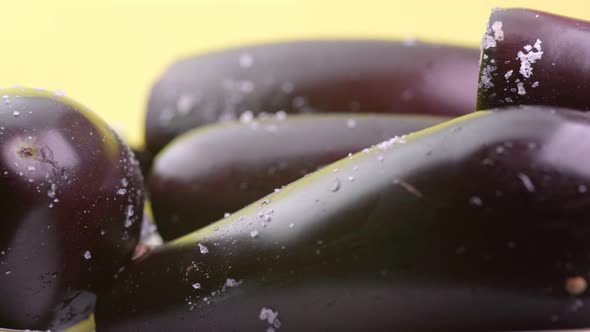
[275,111,287,120]
[116,188,127,195]
[224,278,242,288]
[517,173,535,192]
[12,111,19,117]
[240,111,254,123]
[517,39,543,78]
[250,230,259,238]
[504,70,513,80]
[532,81,539,88]
[517,82,526,95]
[481,21,504,49]
[479,65,497,89]
[377,135,407,151]
[239,53,254,68]
[192,282,201,289]
[491,21,504,42]
[47,183,57,198]
[198,243,209,254]
[121,178,129,187]
[259,307,282,329]
[469,196,483,206]
[224,212,231,218]
[176,94,197,114]
[83,251,92,260]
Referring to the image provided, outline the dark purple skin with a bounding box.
[477,8,590,111]
[0,88,144,330]
[150,113,449,240]
[146,40,479,154]
[98,106,590,331]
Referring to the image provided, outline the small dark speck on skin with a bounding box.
[18,146,35,159]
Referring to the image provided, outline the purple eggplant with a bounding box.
[0,88,144,330]
[146,40,479,153]
[98,106,590,331]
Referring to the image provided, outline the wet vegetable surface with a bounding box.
[477,8,590,111]
[98,106,590,331]
[146,40,479,153]
[150,113,449,240]
[0,88,144,330]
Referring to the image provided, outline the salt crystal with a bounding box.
[12,111,19,117]
[259,307,282,329]
[240,111,254,123]
[117,188,127,195]
[239,53,254,68]
[532,81,539,88]
[47,183,57,198]
[517,82,526,95]
[224,212,231,218]
[192,282,201,289]
[250,230,259,238]
[198,243,209,254]
[469,196,483,206]
[83,251,92,260]
[516,39,543,78]
[121,178,129,187]
[517,173,535,192]
[224,278,242,288]
[504,70,513,80]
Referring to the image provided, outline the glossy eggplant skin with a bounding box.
[0,88,144,330]
[477,8,590,110]
[150,113,449,240]
[146,40,479,154]
[131,146,153,179]
[98,106,590,331]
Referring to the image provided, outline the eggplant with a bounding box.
[150,113,449,240]
[477,8,590,111]
[131,146,153,179]
[146,40,479,154]
[0,88,144,330]
[97,106,590,331]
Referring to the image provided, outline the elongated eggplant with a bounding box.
[98,106,590,331]
[0,88,144,330]
[146,40,479,153]
[477,8,590,110]
[150,113,449,240]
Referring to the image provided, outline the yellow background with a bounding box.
[0,0,586,147]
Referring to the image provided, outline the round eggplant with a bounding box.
[0,88,144,330]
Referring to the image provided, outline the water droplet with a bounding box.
[330,178,341,192]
